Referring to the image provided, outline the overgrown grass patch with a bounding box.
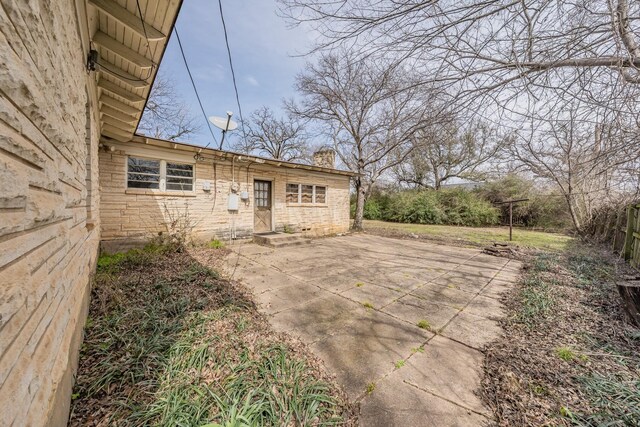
[70,245,353,426]
[566,375,640,425]
[515,274,555,327]
[481,242,640,426]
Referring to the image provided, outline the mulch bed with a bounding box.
[480,243,640,426]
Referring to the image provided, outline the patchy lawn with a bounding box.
[364,219,573,251]
[69,243,355,426]
[482,242,640,426]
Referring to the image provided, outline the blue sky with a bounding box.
[155,0,314,147]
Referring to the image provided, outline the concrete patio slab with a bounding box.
[269,294,362,343]
[479,279,513,300]
[223,234,521,426]
[382,294,462,330]
[395,335,489,416]
[440,311,503,350]
[410,283,477,309]
[358,374,488,427]
[464,294,506,320]
[341,283,404,309]
[254,282,324,314]
[311,310,433,399]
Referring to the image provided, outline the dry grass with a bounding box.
[364,220,573,251]
[69,243,355,426]
[481,242,640,426]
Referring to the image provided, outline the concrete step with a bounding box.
[253,232,311,248]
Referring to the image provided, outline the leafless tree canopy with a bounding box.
[395,119,508,190]
[280,0,640,123]
[233,106,308,162]
[511,105,640,231]
[289,50,438,229]
[281,0,640,82]
[138,72,200,141]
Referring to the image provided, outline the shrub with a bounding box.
[438,188,499,226]
[356,188,499,226]
[477,175,571,229]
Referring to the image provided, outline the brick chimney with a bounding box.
[313,149,336,169]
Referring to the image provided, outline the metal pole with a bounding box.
[509,202,513,241]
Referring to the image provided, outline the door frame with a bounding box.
[253,177,275,233]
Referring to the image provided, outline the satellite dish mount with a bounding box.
[209,111,238,150]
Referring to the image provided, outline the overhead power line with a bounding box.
[174,27,219,148]
[218,0,247,149]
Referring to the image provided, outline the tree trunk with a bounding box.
[352,181,366,231]
[565,195,583,234]
[617,280,640,327]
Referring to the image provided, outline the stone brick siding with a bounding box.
[99,141,351,250]
[0,1,100,425]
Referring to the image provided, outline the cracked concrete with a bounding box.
[223,234,521,426]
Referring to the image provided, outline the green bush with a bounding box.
[476,175,571,229]
[354,188,499,227]
[438,188,499,226]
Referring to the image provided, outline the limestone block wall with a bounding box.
[99,141,351,251]
[0,1,100,425]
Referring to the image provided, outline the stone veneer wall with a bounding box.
[99,141,351,251]
[0,1,100,425]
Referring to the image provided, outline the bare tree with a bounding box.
[511,104,640,233]
[289,51,435,230]
[138,72,200,141]
[279,0,640,88]
[395,118,507,189]
[233,106,308,161]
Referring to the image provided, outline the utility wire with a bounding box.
[135,0,155,66]
[218,0,247,149]
[174,27,219,148]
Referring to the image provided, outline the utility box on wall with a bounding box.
[228,193,239,211]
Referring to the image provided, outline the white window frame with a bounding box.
[127,156,195,193]
[285,183,328,205]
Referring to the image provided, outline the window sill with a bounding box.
[125,189,197,197]
[286,203,328,207]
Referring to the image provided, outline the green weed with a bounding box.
[366,383,376,394]
[417,320,431,330]
[555,347,577,362]
[208,239,224,249]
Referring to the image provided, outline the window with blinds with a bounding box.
[286,183,328,205]
[127,157,194,192]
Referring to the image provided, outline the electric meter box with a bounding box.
[227,193,239,211]
[240,191,249,200]
[202,180,211,191]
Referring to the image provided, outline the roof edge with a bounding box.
[108,134,357,177]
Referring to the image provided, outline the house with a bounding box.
[98,136,353,252]
[0,1,354,424]
[0,1,179,425]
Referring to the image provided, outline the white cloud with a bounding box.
[246,75,259,86]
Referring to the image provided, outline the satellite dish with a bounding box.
[209,112,238,132]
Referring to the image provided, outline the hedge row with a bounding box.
[355,188,500,227]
